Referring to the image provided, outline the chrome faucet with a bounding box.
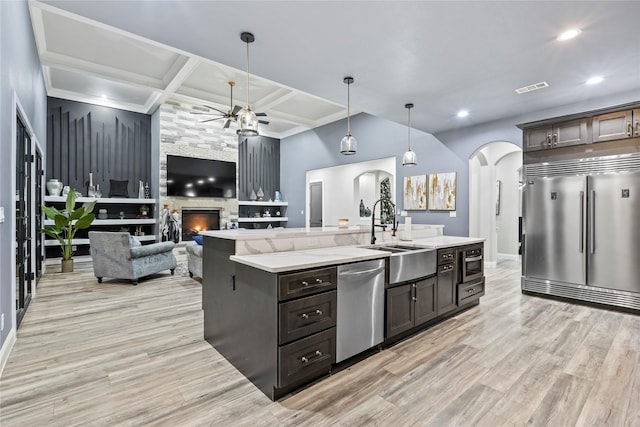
[371,198,397,244]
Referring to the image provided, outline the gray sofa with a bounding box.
[186,242,203,278]
[88,231,177,285]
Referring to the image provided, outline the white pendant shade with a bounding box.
[402,103,417,166]
[340,132,357,155]
[402,149,417,166]
[237,106,259,136]
[341,77,356,155]
[239,32,259,136]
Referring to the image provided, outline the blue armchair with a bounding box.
[88,231,177,285]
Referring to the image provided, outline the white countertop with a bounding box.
[229,235,484,273]
[230,246,390,273]
[406,235,485,249]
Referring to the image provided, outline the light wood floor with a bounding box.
[1,259,639,426]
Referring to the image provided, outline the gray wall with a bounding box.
[1,1,47,351]
[281,113,468,235]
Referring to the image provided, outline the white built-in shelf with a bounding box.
[237,217,289,223]
[44,218,157,226]
[44,235,156,247]
[238,201,288,207]
[44,196,156,204]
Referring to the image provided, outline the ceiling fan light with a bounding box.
[340,133,357,155]
[402,149,417,166]
[237,107,259,136]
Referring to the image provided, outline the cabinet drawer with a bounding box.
[458,279,485,306]
[278,267,337,301]
[278,328,335,388]
[279,291,337,345]
[437,248,456,265]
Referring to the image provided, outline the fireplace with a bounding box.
[182,209,220,242]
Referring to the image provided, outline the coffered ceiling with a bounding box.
[29,1,640,139]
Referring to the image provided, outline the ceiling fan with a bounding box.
[192,81,269,129]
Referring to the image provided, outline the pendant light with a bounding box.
[402,103,417,166]
[237,32,259,136]
[340,77,357,155]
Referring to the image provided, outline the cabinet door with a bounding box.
[592,110,633,142]
[437,264,457,315]
[633,109,640,138]
[553,119,588,148]
[414,277,437,326]
[385,284,414,338]
[523,126,551,151]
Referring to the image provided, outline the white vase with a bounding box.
[46,179,63,196]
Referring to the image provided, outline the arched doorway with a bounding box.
[469,141,522,268]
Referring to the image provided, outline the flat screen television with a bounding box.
[166,155,236,198]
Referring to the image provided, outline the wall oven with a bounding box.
[459,244,484,283]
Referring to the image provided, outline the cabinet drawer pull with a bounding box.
[301,281,309,287]
[300,308,324,319]
[467,288,475,293]
[627,121,632,137]
[315,350,323,357]
[552,133,558,145]
[301,356,308,364]
[412,296,417,301]
[635,120,639,136]
[301,313,309,319]
[316,278,323,284]
[315,309,323,315]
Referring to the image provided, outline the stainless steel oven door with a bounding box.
[461,249,483,282]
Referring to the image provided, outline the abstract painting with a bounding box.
[403,175,427,210]
[428,172,456,211]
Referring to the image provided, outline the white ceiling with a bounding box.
[29,1,640,139]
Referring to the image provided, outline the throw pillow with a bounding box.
[109,179,129,198]
[193,235,203,245]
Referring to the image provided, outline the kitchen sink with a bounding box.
[363,244,436,284]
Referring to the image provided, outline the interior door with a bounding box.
[309,182,323,227]
[524,175,586,284]
[587,173,640,292]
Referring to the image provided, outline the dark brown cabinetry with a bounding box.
[592,109,640,142]
[436,248,457,315]
[524,119,588,151]
[386,276,436,339]
[277,267,337,389]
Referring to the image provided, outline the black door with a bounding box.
[15,116,33,326]
[35,149,43,282]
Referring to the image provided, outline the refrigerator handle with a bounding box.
[589,190,595,254]
[579,191,584,253]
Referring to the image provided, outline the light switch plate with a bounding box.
[0,206,4,223]
[449,211,457,218]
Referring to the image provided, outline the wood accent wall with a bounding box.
[238,135,280,201]
[46,97,151,197]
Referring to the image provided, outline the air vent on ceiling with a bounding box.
[515,81,549,94]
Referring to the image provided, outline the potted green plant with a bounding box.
[139,204,149,217]
[41,189,97,272]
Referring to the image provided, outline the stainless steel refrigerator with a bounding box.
[523,154,640,309]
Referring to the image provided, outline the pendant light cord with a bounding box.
[347,81,351,135]
[407,107,411,150]
[246,41,251,109]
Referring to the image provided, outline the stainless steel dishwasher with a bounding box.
[336,258,386,363]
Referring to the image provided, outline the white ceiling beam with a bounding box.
[148,57,202,114]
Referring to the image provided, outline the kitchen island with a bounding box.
[200,226,484,400]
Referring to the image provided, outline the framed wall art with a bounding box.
[403,175,427,210]
[428,172,456,211]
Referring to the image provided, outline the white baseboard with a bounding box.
[497,253,521,261]
[0,328,17,377]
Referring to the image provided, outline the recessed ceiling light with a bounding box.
[586,76,604,85]
[101,94,107,99]
[557,28,582,41]
[457,110,469,118]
